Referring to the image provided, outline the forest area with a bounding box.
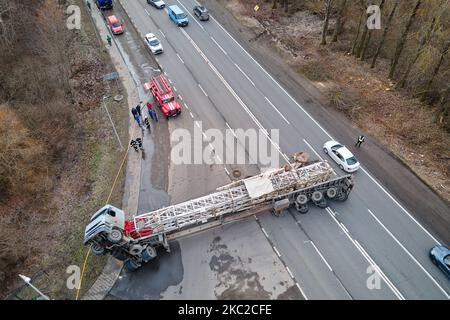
[225,0,450,201]
[0,0,127,298]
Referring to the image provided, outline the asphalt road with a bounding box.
[108,0,449,299]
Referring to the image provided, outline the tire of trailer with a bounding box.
[336,188,349,201]
[124,259,141,272]
[316,199,328,209]
[91,243,106,256]
[107,228,123,243]
[311,191,323,202]
[142,246,157,262]
[326,187,337,199]
[296,194,308,205]
[129,244,144,256]
[111,247,129,261]
[297,204,309,214]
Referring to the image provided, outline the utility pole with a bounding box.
[18,274,50,300]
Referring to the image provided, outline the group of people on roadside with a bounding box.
[130,101,159,153]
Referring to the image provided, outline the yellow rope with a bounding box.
[75,122,138,300]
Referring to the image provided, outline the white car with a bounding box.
[144,33,163,55]
[323,140,360,173]
[147,0,165,9]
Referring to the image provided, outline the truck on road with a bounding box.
[84,156,354,271]
[95,0,113,10]
[144,74,182,118]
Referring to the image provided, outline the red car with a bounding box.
[107,15,124,35]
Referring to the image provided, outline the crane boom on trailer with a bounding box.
[83,154,354,271]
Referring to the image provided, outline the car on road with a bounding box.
[168,5,189,27]
[147,0,165,9]
[144,33,163,55]
[193,5,209,21]
[430,245,450,279]
[323,140,360,172]
[106,15,124,35]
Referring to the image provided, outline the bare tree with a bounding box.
[423,39,450,97]
[0,0,16,50]
[371,0,399,68]
[351,1,366,55]
[360,0,385,60]
[321,0,334,45]
[332,0,347,42]
[397,17,437,88]
[389,0,422,79]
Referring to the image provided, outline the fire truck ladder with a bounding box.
[132,161,341,241]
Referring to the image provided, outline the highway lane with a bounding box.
[171,0,450,298]
[118,0,450,293]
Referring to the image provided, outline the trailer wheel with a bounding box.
[326,187,337,199]
[296,204,309,214]
[311,191,323,202]
[107,228,123,243]
[142,246,157,262]
[336,188,349,201]
[296,194,308,205]
[91,243,106,256]
[316,199,328,209]
[129,244,144,256]
[124,259,141,272]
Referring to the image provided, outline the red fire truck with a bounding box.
[144,74,181,118]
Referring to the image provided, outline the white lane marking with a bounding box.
[225,122,237,138]
[361,167,441,245]
[367,209,450,298]
[184,103,189,110]
[296,283,308,300]
[159,29,166,38]
[273,246,281,257]
[202,131,207,139]
[210,11,441,248]
[163,71,167,76]
[198,83,208,97]
[302,138,324,161]
[173,86,177,92]
[309,241,333,272]
[224,167,230,175]
[145,9,149,15]
[189,112,194,118]
[176,0,204,29]
[216,154,222,163]
[168,79,173,84]
[325,207,405,300]
[264,96,290,125]
[178,94,183,101]
[234,63,255,86]
[261,227,269,238]
[177,53,184,64]
[211,36,228,55]
[179,28,290,165]
[340,223,349,234]
[285,266,294,279]
[195,121,201,128]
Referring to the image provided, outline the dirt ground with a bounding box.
[214,0,450,203]
[2,1,129,299]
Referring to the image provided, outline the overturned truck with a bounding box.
[84,156,354,271]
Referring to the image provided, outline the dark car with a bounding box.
[193,5,209,21]
[147,0,165,9]
[429,245,450,279]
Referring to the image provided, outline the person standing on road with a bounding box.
[131,107,141,126]
[106,35,112,46]
[130,139,138,152]
[144,116,151,132]
[86,0,91,10]
[146,102,154,121]
[136,103,142,119]
[152,108,158,122]
[136,137,143,150]
[355,135,365,148]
